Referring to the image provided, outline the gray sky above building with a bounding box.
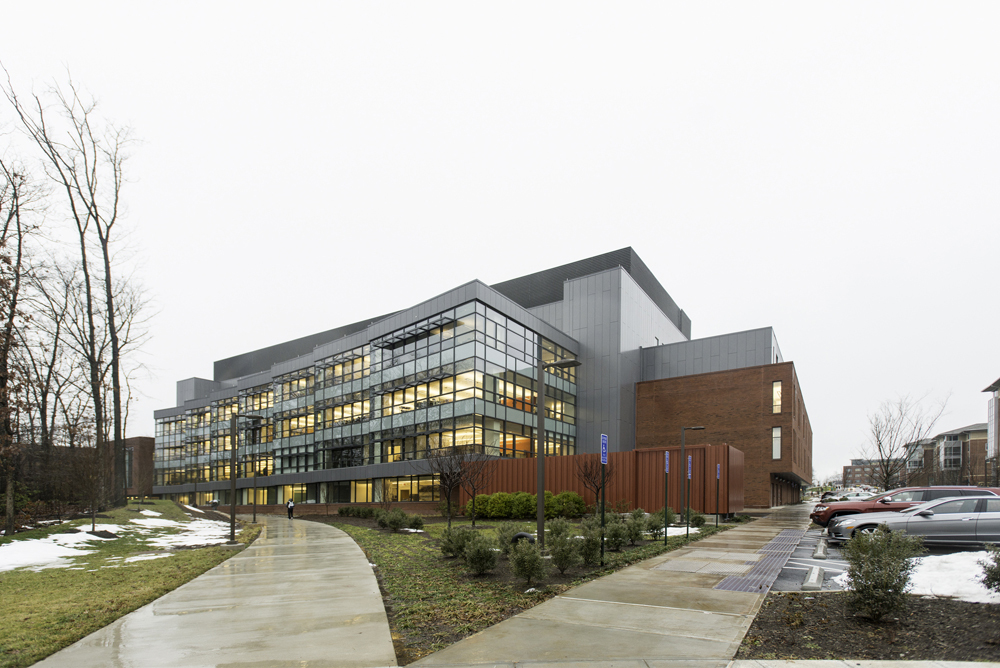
[3,3,997,482]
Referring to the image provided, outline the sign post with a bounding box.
[664,451,670,545]
[685,455,692,539]
[600,434,608,566]
[716,463,721,527]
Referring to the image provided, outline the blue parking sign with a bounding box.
[601,434,608,465]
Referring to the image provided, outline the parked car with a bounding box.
[827,495,1000,546]
[810,486,1000,527]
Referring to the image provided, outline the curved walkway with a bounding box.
[33,515,397,668]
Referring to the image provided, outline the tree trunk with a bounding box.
[4,470,14,537]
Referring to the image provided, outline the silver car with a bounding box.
[827,495,1000,546]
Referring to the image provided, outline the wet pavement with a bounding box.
[412,505,813,667]
[32,515,397,668]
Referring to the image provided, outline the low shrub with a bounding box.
[488,492,514,519]
[625,514,645,545]
[630,508,646,522]
[645,509,665,540]
[547,517,573,541]
[689,512,706,528]
[441,527,476,558]
[385,508,408,532]
[556,491,586,518]
[605,521,628,551]
[464,532,500,575]
[544,490,559,519]
[733,514,753,524]
[979,543,1000,594]
[549,534,581,574]
[359,506,375,519]
[338,506,352,516]
[578,524,602,565]
[511,492,535,519]
[495,521,525,557]
[510,539,548,585]
[408,514,424,531]
[841,524,923,622]
[466,494,492,521]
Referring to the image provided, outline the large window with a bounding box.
[278,407,315,437]
[772,427,782,459]
[772,381,782,414]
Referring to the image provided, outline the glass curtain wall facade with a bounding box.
[154,299,578,505]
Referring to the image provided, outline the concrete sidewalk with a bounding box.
[413,505,813,667]
[33,515,397,668]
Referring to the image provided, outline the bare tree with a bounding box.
[424,447,466,529]
[860,396,947,491]
[459,450,496,527]
[375,478,394,512]
[575,456,616,510]
[0,158,39,536]
[4,71,136,507]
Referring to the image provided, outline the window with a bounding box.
[772,427,781,459]
[772,381,782,414]
[931,499,979,514]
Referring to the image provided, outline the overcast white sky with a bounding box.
[3,3,997,482]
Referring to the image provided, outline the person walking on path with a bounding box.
[286,499,295,519]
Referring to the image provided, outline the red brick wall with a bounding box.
[635,362,812,508]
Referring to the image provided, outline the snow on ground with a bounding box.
[144,519,230,548]
[834,551,1000,604]
[0,529,117,572]
[666,526,699,536]
[131,518,183,528]
[139,509,162,517]
[0,515,232,572]
[124,553,173,563]
[182,504,204,514]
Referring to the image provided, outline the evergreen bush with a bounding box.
[578,523,602,565]
[689,512,706,528]
[979,543,1000,594]
[630,507,646,522]
[510,539,548,585]
[488,492,514,519]
[440,526,475,558]
[495,521,525,557]
[466,494,492,521]
[841,524,923,621]
[605,521,627,551]
[663,506,677,526]
[547,517,572,541]
[408,514,425,531]
[511,492,535,519]
[385,508,407,532]
[338,506,351,516]
[625,514,645,545]
[544,490,559,519]
[464,532,500,575]
[645,509,665,540]
[549,534,581,574]
[555,491,586,518]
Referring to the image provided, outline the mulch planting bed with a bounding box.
[737,591,1000,662]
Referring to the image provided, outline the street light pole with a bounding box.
[536,345,581,550]
[680,426,704,540]
[229,412,265,543]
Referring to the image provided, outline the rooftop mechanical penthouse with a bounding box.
[154,248,811,509]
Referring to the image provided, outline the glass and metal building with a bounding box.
[153,248,797,506]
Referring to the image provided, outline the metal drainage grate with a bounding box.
[713,529,805,593]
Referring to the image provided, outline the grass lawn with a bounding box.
[0,501,259,668]
[313,514,737,663]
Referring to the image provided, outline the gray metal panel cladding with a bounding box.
[214,314,395,382]
[639,327,778,381]
[489,247,690,337]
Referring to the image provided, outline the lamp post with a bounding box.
[536,347,581,550]
[229,412,265,543]
[680,426,704,540]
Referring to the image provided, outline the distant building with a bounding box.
[985,377,1000,486]
[843,458,904,489]
[905,424,989,487]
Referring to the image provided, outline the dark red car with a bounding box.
[810,486,1000,527]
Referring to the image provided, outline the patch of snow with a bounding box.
[144,519,230,548]
[833,551,1000,604]
[401,528,425,533]
[182,504,204,514]
[124,553,173,563]
[139,510,162,517]
[0,536,97,572]
[131,518,183,528]
[666,527,699,536]
[524,587,537,593]
[369,562,377,567]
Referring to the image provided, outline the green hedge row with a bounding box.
[464,490,586,520]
